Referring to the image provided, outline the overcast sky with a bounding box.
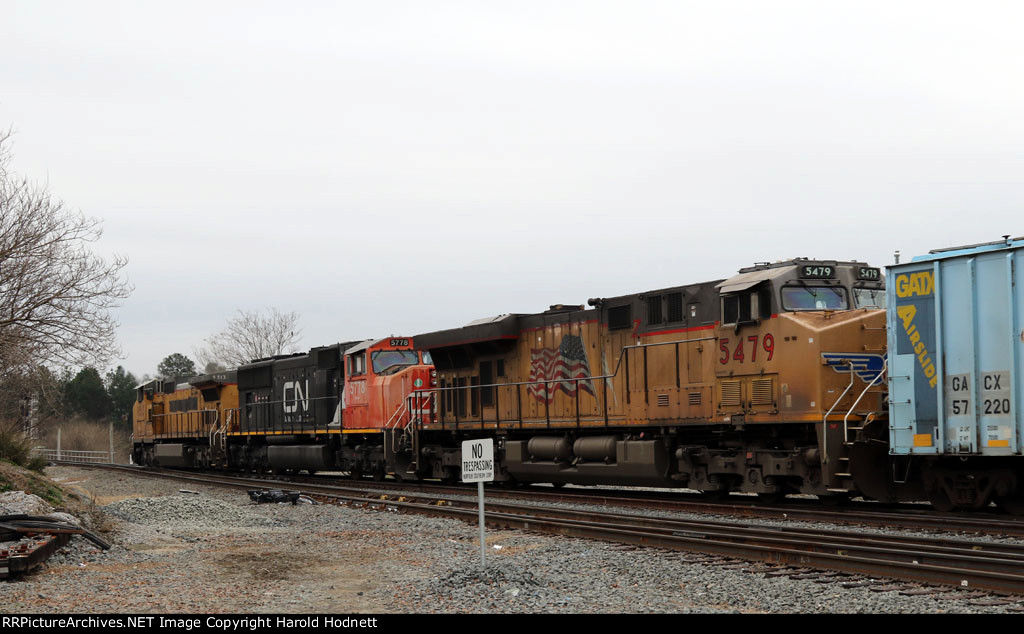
[4,1,1023,378]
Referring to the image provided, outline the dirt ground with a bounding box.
[0,466,416,613]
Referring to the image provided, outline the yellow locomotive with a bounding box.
[406,258,887,500]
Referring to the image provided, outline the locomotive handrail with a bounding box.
[843,357,888,440]
[422,335,717,396]
[209,410,231,452]
[820,360,856,476]
[383,396,409,430]
[150,409,220,439]
[412,334,717,430]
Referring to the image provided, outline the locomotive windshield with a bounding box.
[780,285,848,311]
[853,288,885,309]
[372,350,420,374]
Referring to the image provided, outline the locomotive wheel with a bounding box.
[372,467,386,481]
[757,492,785,505]
[391,454,419,482]
[995,495,1024,516]
[349,468,363,480]
[928,487,955,513]
[818,493,850,506]
[701,489,731,501]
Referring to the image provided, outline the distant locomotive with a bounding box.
[132,238,1024,513]
[131,338,433,478]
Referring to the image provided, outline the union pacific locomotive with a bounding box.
[132,240,1024,512]
[407,258,886,502]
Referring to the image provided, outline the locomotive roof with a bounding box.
[414,258,881,352]
[716,265,796,294]
[344,339,381,355]
[344,337,419,355]
[188,370,237,387]
[415,279,722,351]
[414,313,523,351]
[465,314,514,326]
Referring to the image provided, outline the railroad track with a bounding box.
[56,463,1024,596]
[139,465,1024,538]
[305,476,1024,538]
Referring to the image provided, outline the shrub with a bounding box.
[0,419,46,472]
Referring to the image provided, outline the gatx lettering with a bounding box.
[895,271,934,298]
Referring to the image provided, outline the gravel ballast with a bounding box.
[0,466,1021,614]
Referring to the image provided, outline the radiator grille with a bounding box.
[720,381,742,407]
[688,392,701,405]
[667,292,683,322]
[647,295,663,325]
[656,393,670,407]
[752,379,774,405]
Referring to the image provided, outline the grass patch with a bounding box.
[0,459,63,505]
[37,419,131,464]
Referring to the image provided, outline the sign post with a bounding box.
[461,438,494,569]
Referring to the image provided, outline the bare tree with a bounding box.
[195,308,302,368]
[0,130,132,379]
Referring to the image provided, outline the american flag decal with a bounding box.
[528,334,596,403]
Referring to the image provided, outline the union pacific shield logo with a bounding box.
[821,353,886,384]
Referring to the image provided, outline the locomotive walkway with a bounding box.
[60,463,1024,596]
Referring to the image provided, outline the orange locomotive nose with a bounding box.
[341,337,434,432]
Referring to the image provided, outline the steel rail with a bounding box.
[57,462,1024,537]
[228,471,1024,537]
[59,463,1024,595]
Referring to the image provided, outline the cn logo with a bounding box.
[283,380,309,414]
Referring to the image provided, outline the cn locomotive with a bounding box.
[132,237,1024,512]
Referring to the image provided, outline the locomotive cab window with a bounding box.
[853,287,885,309]
[349,353,366,376]
[781,285,848,311]
[721,285,772,325]
[371,350,418,375]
